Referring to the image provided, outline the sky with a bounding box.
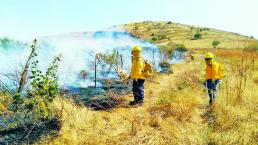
[0,0,257,40]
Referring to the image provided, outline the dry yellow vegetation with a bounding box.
[33,48,258,145]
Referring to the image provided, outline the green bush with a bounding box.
[200,28,210,31]
[97,50,121,75]
[28,54,62,119]
[176,44,188,52]
[159,45,173,57]
[194,32,202,40]
[151,33,166,41]
[11,40,62,120]
[212,40,221,48]
[159,61,170,68]
[159,34,166,39]
[152,36,158,41]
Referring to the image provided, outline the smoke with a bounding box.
[170,50,188,64]
[0,29,189,92]
[0,30,161,89]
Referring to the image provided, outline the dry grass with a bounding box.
[34,49,258,144]
[0,92,12,113]
[35,61,207,145]
[1,48,257,145]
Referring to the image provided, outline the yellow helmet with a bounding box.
[204,52,214,59]
[132,46,142,52]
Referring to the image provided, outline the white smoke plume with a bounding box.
[0,30,161,89]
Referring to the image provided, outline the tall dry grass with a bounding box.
[194,47,258,145]
[0,92,12,113]
[35,61,207,145]
[32,48,258,144]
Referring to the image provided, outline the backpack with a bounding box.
[211,61,225,79]
[137,57,153,77]
[218,63,225,79]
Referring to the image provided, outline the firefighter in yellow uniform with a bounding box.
[129,46,145,105]
[204,52,224,105]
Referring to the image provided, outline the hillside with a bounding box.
[122,21,258,49]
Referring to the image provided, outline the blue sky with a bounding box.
[0,0,257,40]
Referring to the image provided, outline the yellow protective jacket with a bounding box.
[130,56,145,80]
[206,61,224,80]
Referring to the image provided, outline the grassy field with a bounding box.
[122,21,258,49]
[1,48,257,144]
[28,49,257,144]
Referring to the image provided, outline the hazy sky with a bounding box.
[0,0,257,40]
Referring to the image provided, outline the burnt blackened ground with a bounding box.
[63,79,131,110]
[0,114,60,145]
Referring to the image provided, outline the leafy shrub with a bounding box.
[193,32,202,40]
[159,45,173,58]
[11,40,62,120]
[176,44,188,52]
[151,33,166,41]
[152,36,158,41]
[27,54,62,119]
[159,34,166,39]
[159,61,170,68]
[97,50,122,76]
[200,28,210,31]
[212,40,221,48]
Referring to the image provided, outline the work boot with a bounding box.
[129,101,137,106]
[207,102,212,107]
[137,100,143,106]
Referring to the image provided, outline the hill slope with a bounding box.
[122,21,258,49]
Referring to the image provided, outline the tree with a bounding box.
[97,50,121,76]
[17,39,37,93]
[212,40,221,48]
[194,32,202,40]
